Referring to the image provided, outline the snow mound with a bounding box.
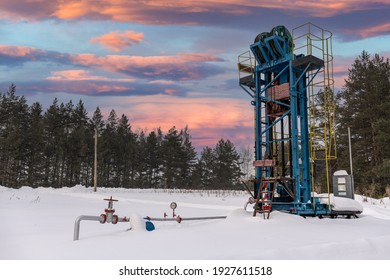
[331,196,363,212]
[68,185,90,192]
[129,214,147,231]
[18,186,36,193]
[317,194,363,212]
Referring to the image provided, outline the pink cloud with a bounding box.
[51,0,248,22]
[51,1,91,20]
[0,44,71,66]
[51,0,389,20]
[332,55,356,89]
[93,84,133,93]
[19,80,134,96]
[0,45,42,58]
[71,52,223,80]
[118,95,252,131]
[148,80,175,85]
[355,23,390,38]
[98,94,254,148]
[47,69,135,82]
[0,43,223,81]
[332,64,349,88]
[2,1,388,23]
[90,30,144,52]
[47,69,107,81]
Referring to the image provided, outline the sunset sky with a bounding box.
[1,0,390,151]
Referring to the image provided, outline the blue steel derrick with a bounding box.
[239,25,328,216]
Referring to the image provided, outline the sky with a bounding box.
[1,0,390,151]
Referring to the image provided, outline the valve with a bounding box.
[103,196,119,224]
[74,196,130,241]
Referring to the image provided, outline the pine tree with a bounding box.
[115,114,137,188]
[213,139,242,189]
[336,51,390,196]
[25,102,45,186]
[161,126,197,188]
[178,126,197,188]
[135,130,149,188]
[145,129,164,188]
[0,85,30,187]
[91,107,105,132]
[67,100,89,186]
[100,109,118,187]
[42,98,64,187]
[195,146,216,189]
[161,126,183,188]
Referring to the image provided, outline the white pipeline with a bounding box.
[74,215,103,241]
[73,214,130,241]
[145,215,227,223]
[74,197,134,241]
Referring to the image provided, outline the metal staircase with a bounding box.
[252,153,278,219]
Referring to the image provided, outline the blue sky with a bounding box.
[1,0,389,150]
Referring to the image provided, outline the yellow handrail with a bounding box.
[293,23,336,208]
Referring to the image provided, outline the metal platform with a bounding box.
[292,54,324,71]
[239,75,255,88]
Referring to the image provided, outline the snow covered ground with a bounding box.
[1,185,390,260]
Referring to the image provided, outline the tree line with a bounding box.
[0,85,243,189]
[336,51,390,197]
[2,51,388,196]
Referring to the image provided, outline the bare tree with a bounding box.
[239,145,254,180]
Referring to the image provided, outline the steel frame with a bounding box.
[239,24,333,215]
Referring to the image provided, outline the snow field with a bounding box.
[1,185,390,260]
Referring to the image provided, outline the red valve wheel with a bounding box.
[104,196,118,202]
[100,214,107,224]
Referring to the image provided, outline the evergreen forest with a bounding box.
[1,51,390,197]
[0,85,243,189]
[336,51,390,197]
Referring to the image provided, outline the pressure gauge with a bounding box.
[170,202,177,210]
